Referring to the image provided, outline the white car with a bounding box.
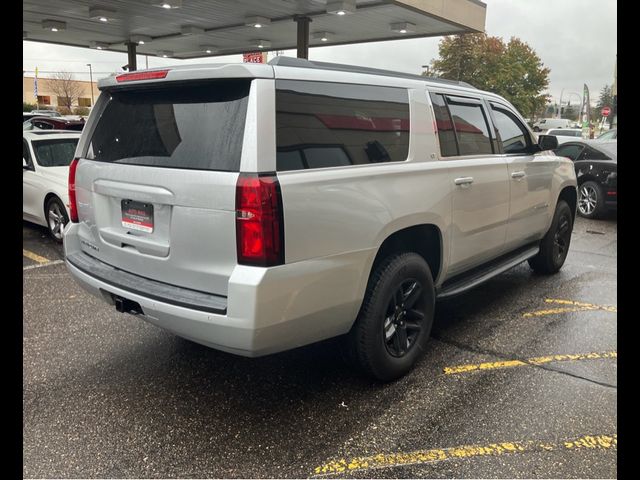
[532,118,571,131]
[23,130,81,242]
[545,128,584,144]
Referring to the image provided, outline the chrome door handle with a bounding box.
[511,171,526,179]
[454,177,474,186]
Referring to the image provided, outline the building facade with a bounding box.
[23,75,101,109]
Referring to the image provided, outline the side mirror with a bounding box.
[538,134,558,151]
[23,158,29,169]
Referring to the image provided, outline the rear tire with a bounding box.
[45,196,69,244]
[528,200,573,274]
[347,252,435,382]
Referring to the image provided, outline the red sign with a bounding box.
[243,52,265,63]
[601,106,611,117]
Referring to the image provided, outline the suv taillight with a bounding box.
[68,157,79,223]
[235,173,284,267]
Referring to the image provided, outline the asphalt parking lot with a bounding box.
[23,214,617,478]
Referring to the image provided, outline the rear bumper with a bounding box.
[604,191,617,209]
[63,223,374,357]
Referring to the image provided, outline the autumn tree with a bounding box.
[423,34,550,119]
[48,71,84,111]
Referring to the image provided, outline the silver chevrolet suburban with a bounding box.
[64,57,577,381]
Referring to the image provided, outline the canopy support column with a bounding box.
[126,42,137,71]
[294,15,311,59]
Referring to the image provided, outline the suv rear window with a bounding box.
[275,80,410,171]
[83,80,250,171]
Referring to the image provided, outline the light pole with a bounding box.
[558,88,565,118]
[86,63,94,106]
[567,92,582,122]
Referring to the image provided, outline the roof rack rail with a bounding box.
[268,56,476,89]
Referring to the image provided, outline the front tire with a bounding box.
[347,252,435,382]
[528,200,573,274]
[45,196,69,243]
[577,181,605,218]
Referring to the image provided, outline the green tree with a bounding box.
[424,33,550,118]
[23,101,37,112]
[593,85,612,122]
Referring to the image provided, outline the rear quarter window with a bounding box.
[32,138,79,167]
[275,80,410,171]
[83,80,250,172]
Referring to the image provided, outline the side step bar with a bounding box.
[437,244,540,300]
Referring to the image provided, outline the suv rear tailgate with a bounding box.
[73,79,251,296]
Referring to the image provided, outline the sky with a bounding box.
[23,0,617,106]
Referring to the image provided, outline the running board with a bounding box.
[437,245,539,300]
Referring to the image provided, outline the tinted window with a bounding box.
[33,120,53,130]
[490,104,530,154]
[598,129,617,140]
[446,97,493,155]
[275,80,410,171]
[429,93,458,157]
[554,144,584,161]
[84,80,250,171]
[579,146,611,161]
[32,138,79,167]
[23,139,31,163]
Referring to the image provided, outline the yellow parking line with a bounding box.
[523,307,592,317]
[444,350,616,375]
[23,249,50,264]
[523,298,617,317]
[544,298,617,312]
[313,434,617,475]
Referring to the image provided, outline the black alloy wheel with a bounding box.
[553,213,571,264]
[346,252,435,382]
[383,279,425,357]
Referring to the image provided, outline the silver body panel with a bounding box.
[65,61,577,356]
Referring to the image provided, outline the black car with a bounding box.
[554,140,617,218]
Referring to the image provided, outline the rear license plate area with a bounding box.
[121,199,154,233]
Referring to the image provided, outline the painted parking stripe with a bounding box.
[444,351,617,375]
[544,298,617,312]
[23,249,50,264]
[313,433,617,476]
[523,298,617,317]
[23,259,65,271]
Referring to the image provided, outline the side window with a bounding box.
[275,80,410,171]
[34,121,53,130]
[445,96,493,155]
[429,93,458,157]
[23,140,32,166]
[489,103,531,154]
[579,146,610,161]
[554,144,584,161]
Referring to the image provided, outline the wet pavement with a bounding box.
[23,214,617,478]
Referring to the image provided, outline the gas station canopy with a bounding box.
[24,0,486,65]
